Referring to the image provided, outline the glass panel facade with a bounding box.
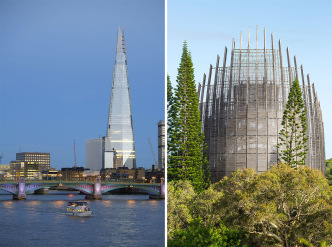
[107,28,136,169]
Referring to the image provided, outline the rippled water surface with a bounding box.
[0,192,165,247]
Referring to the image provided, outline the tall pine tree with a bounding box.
[277,78,308,168]
[168,42,210,192]
[167,74,180,174]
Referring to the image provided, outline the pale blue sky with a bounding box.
[0,0,165,169]
[168,0,332,159]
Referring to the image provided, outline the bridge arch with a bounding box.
[23,183,94,195]
[60,184,93,195]
[25,184,53,194]
[101,185,160,196]
[0,185,17,195]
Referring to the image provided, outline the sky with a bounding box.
[0,0,165,169]
[168,0,332,159]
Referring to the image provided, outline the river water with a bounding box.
[0,191,165,247]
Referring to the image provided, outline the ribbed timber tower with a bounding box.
[107,27,136,169]
[199,28,325,183]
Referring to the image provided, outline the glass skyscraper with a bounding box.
[106,27,136,169]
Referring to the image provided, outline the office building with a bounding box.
[86,138,105,171]
[86,137,117,170]
[16,152,50,172]
[13,161,40,179]
[158,120,165,169]
[59,167,86,181]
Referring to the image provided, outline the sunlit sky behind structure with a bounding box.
[0,0,165,169]
[168,0,332,159]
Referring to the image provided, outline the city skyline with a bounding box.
[0,0,165,169]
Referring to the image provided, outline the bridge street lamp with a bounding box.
[128,175,133,183]
[59,174,62,184]
[106,175,110,182]
[34,173,38,183]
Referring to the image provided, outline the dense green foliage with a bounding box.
[277,78,308,168]
[167,74,179,170]
[326,158,332,185]
[167,181,246,247]
[167,165,332,246]
[167,42,210,192]
[168,218,246,247]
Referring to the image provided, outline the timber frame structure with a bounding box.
[199,27,325,183]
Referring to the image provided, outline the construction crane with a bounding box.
[148,138,158,168]
[74,139,77,168]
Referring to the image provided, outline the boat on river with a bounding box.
[66,201,93,217]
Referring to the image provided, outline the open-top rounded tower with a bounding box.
[199,28,325,183]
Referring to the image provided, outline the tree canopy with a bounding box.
[167,165,332,246]
[215,164,332,246]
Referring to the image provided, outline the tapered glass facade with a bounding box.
[107,27,136,169]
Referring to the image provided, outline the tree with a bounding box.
[167,180,196,239]
[167,41,210,192]
[326,158,332,185]
[167,74,179,173]
[168,218,246,247]
[277,78,308,168]
[213,164,332,246]
[167,181,246,247]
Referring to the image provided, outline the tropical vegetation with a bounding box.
[168,164,332,246]
[326,158,332,185]
[167,44,332,247]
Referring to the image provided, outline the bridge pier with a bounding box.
[149,178,165,199]
[34,188,49,195]
[85,194,102,200]
[85,177,102,200]
[13,177,26,200]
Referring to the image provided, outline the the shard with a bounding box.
[106,27,136,169]
[199,28,325,183]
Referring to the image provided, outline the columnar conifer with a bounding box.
[277,78,308,168]
[167,42,210,192]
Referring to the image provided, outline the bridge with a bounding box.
[0,177,165,200]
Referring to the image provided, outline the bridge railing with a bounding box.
[0,179,161,186]
[0,177,162,183]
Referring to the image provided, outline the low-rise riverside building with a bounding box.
[12,161,40,180]
[59,167,86,181]
[41,169,59,180]
[100,167,145,182]
[145,165,164,183]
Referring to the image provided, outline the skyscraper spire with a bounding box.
[116,26,126,54]
[107,27,136,168]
